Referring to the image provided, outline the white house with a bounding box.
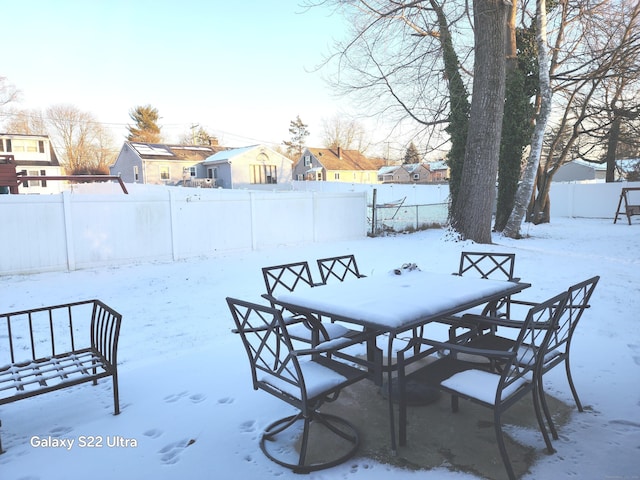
[201,145,293,189]
[0,133,63,194]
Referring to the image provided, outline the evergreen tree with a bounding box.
[403,142,422,164]
[283,115,309,159]
[127,105,162,143]
[494,24,538,232]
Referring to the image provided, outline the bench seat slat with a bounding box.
[0,350,109,401]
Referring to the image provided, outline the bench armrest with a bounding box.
[91,300,123,368]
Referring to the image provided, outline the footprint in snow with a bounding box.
[143,428,163,439]
[158,438,196,465]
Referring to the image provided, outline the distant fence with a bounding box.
[369,201,449,235]
[0,188,367,275]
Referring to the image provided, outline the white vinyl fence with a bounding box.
[0,187,367,275]
[2,180,637,276]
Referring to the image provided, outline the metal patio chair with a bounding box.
[261,261,350,343]
[397,290,569,480]
[444,252,519,341]
[461,276,600,439]
[227,297,369,473]
[316,254,366,284]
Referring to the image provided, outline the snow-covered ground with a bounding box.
[0,217,638,479]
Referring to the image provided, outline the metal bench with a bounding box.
[0,299,122,453]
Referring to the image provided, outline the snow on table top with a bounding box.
[277,270,523,330]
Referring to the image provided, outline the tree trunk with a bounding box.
[504,0,552,238]
[605,115,621,182]
[450,0,509,244]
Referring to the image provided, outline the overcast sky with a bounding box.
[2,0,357,148]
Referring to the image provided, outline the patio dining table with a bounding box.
[274,268,531,453]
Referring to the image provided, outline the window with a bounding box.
[189,166,196,177]
[304,155,311,167]
[413,173,420,181]
[334,172,340,180]
[297,173,304,181]
[13,139,38,152]
[251,164,277,184]
[160,166,170,180]
[6,139,12,152]
[38,140,45,153]
[0,139,4,152]
[133,166,139,182]
[28,170,40,187]
[40,170,47,187]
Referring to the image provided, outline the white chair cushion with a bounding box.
[441,369,529,405]
[261,360,347,400]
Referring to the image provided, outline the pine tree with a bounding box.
[283,115,309,159]
[127,105,162,143]
[403,142,422,164]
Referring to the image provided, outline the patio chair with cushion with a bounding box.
[397,290,569,480]
[316,254,366,284]
[227,297,369,473]
[444,251,519,341]
[461,275,600,439]
[261,261,350,343]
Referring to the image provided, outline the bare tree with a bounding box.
[46,104,116,175]
[0,76,20,109]
[504,0,553,238]
[2,108,48,135]
[321,114,369,151]
[521,0,640,225]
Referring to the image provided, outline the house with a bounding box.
[554,159,639,182]
[201,144,293,189]
[377,161,449,184]
[110,141,226,186]
[293,147,385,184]
[553,160,607,182]
[0,133,63,194]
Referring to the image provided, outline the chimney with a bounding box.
[337,146,342,159]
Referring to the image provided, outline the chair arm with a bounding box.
[292,333,371,357]
[461,313,528,329]
[418,337,517,361]
[462,313,555,330]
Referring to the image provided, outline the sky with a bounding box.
[1,0,358,148]
[0,215,638,479]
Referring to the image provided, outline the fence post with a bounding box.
[62,191,76,271]
[371,188,377,236]
[168,189,179,260]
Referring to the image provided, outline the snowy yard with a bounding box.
[0,217,638,480]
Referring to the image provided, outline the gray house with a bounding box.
[110,142,226,185]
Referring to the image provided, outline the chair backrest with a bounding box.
[316,255,364,284]
[544,276,599,366]
[262,261,318,298]
[499,291,569,396]
[227,297,307,404]
[458,252,516,280]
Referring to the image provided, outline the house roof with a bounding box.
[203,144,292,165]
[203,145,259,164]
[128,142,226,161]
[307,147,385,171]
